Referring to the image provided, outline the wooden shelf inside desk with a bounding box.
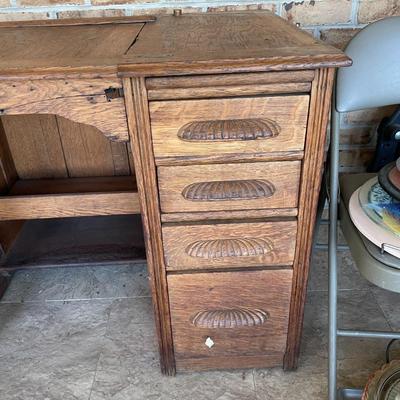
[0,214,146,271]
[0,176,140,220]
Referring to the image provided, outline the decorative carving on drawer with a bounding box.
[185,237,273,259]
[181,179,276,201]
[177,118,280,142]
[191,308,269,329]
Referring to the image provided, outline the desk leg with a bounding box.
[0,118,24,290]
[123,77,176,376]
[284,68,335,369]
[0,271,10,300]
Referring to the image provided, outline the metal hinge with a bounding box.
[104,87,124,101]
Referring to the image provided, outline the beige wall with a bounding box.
[1,0,399,171]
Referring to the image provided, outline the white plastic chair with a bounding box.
[328,17,400,400]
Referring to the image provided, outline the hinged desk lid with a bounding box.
[0,16,155,76]
[0,12,351,78]
[121,12,351,76]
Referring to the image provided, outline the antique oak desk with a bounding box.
[0,12,350,375]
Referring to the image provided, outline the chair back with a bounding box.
[336,16,400,113]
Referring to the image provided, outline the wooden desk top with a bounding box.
[0,12,351,77]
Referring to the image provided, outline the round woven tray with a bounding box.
[362,360,400,400]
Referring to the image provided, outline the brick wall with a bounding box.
[0,0,399,171]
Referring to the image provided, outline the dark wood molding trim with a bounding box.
[0,117,17,191]
[123,76,176,375]
[284,67,335,369]
[0,118,24,258]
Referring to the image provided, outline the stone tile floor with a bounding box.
[1,225,400,399]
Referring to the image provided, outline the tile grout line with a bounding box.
[0,295,152,305]
[88,300,113,400]
[87,354,101,400]
[370,289,396,332]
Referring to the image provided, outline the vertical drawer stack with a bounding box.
[147,71,312,371]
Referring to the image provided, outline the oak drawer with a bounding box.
[149,95,309,160]
[163,221,297,271]
[158,160,301,213]
[168,269,292,370]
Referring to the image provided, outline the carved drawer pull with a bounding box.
[185,237,273,259]
[177,118,280,141]
[192,308,269,329]
[181,179,275,201]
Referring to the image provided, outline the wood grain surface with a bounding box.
[2,115,132,180]
[0,118,23,257]
[9,176,136,195]
[0,16,155,28]
[158,161,301,213]
[175,353,286,371]
[284,68,335,370]
[0,12,350,77]
[0,215,146,271]
[0,12,348,374]
[0,117,17,189]
[155,150,304,166]
[56,117,130,177]
[168,269,292,370]
[0,176,139,220]
[122,12,351,76]
[0,20,146,76]
[2,115,68,179]
[0,191,140,220]
[124,77,176,375]
[0,78,122,109]
[177,118,280,142]
[163,220,297,271]
[150,95,309,160]
[146,70,315,90]
[0,220,24,255]
[0,79,129,141]
[181,179,276,201]
[148,82,311,100]
[191,308,269,328]
[160,208,298,222]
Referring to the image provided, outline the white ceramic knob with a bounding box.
[205,337,214,348]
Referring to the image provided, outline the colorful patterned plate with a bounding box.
[358,177,400,237]
[349,186,400,258]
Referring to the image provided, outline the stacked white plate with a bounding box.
[349,176,400,259]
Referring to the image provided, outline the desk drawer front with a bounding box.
[149,96,309,160]
[168,269,292,367]
[163,221,297,271]
[158,160,301,213]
